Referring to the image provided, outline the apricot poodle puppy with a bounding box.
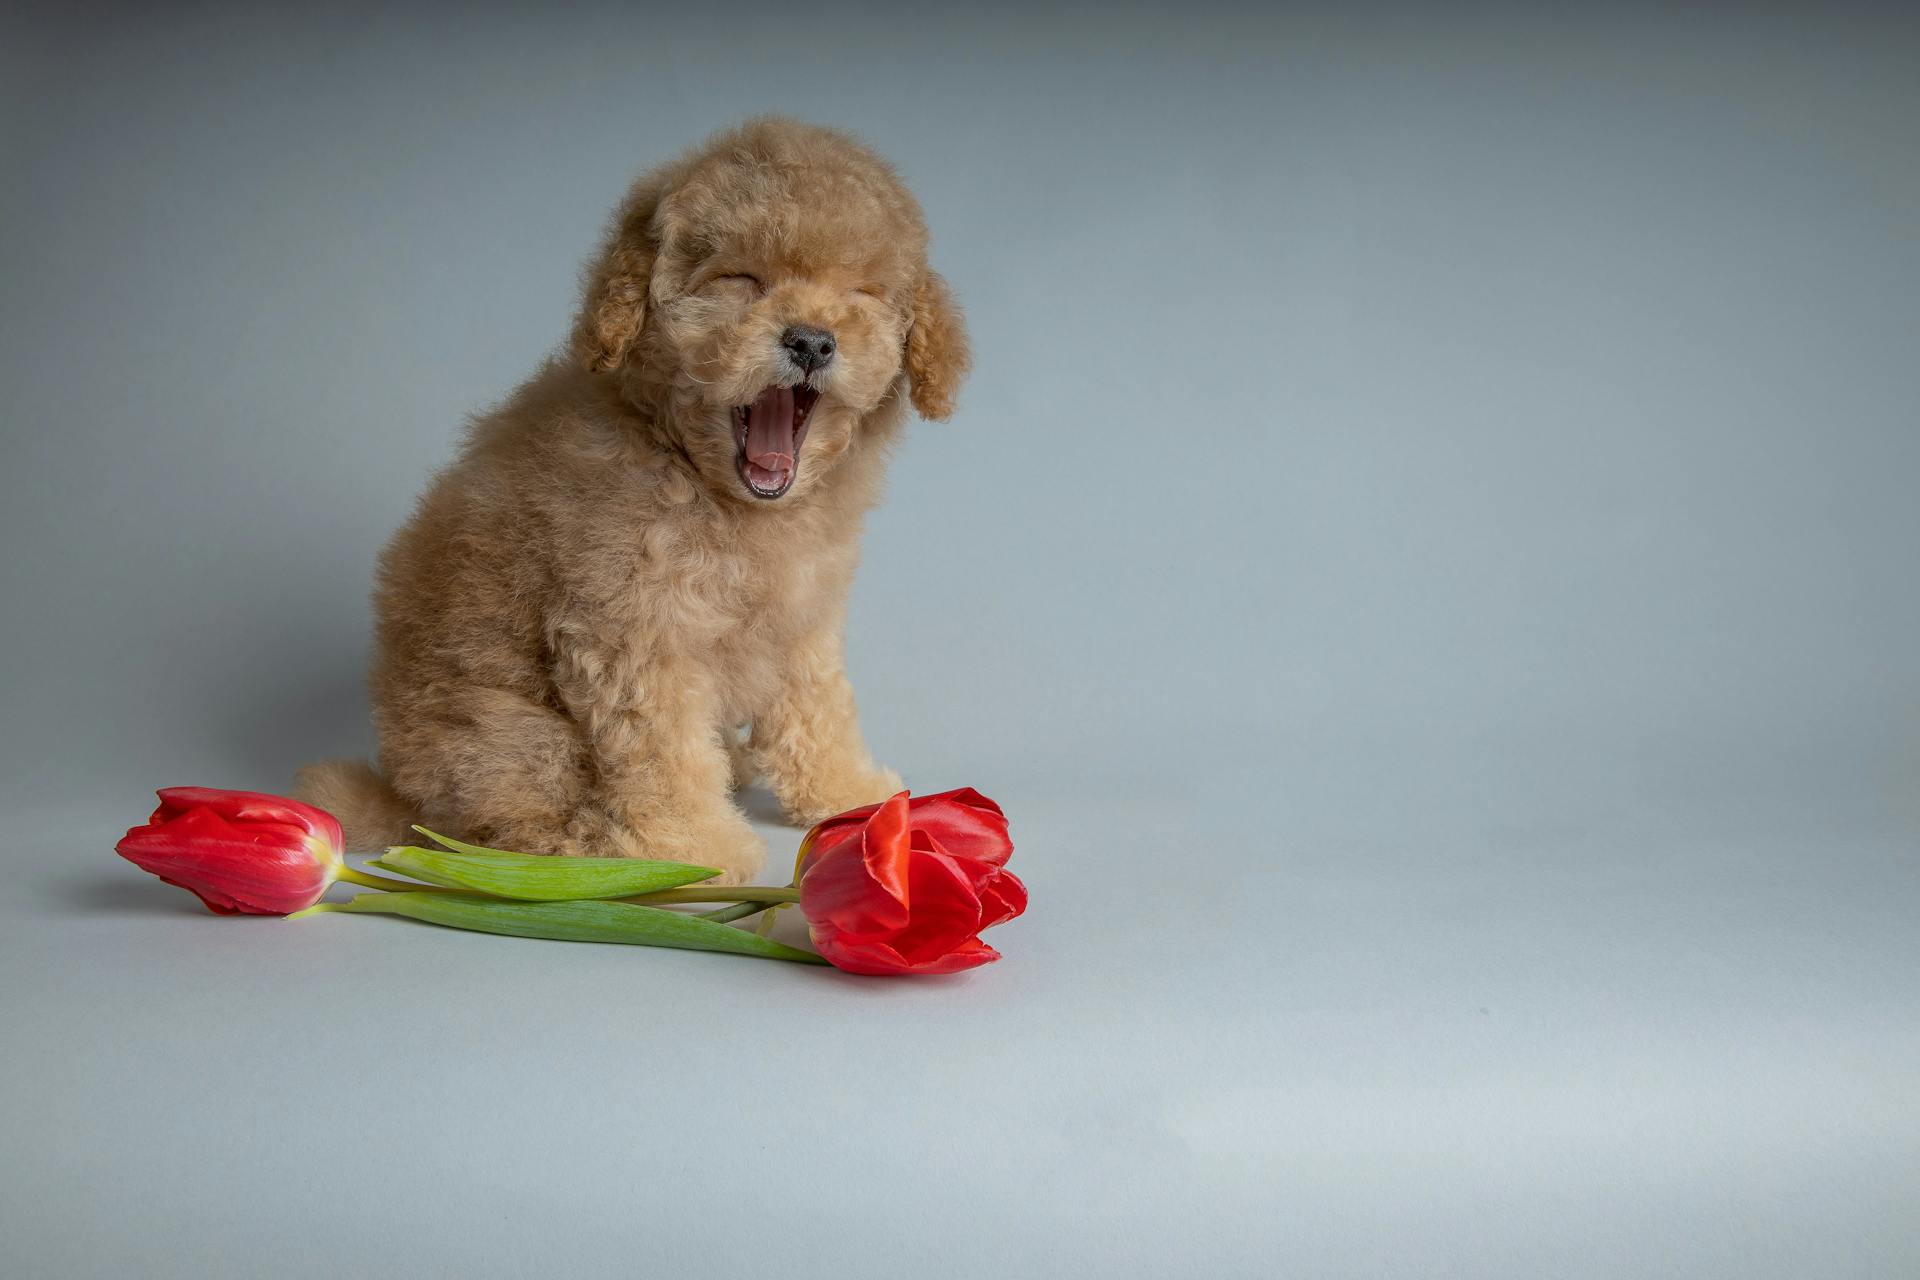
[298,118,969,882]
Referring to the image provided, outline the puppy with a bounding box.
[298,118,969,882]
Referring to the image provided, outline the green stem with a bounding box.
[696,901,774,925]
[623,885,801,906]
[337,864,451,894]
[335,863,804,909]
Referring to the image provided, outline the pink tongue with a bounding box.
[746,386,795,472]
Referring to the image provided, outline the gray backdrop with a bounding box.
[3,3,1916,1277]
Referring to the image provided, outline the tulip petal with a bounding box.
[884,844,987,966]
[904,788,1013,865]
[860,792,914,901]
[904,938,1001,974]
[153,787,343,852]
[813,931,1000,976]
[162,877,244,915]
[910,836,1024,930]
[799,851,906,935]
[795,806,879,875]
[973,866,1029,931]
[798,793,914,935]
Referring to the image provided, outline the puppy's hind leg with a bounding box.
[554,642,766,884]
[378,687,601,857]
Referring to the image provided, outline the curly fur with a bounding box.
[298,118,970,882]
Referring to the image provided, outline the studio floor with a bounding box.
[4,738,1914,1278]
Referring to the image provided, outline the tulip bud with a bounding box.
[116,787,345,915]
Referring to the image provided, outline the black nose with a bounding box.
[782,325,836,373]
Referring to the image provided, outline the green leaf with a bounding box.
[369,841,720,901]
[412,826,539,859]
[328,892,828,964]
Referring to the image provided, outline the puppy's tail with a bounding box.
[293,759,419,853]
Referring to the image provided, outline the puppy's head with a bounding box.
[572,119,969,504]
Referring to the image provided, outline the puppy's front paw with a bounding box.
[687,819,766,887]
[622,815,766,887]
[562,808,763,885]
[778,765,904,828]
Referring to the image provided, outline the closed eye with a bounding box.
[711,273,763,293]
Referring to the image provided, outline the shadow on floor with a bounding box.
[53,871,205,917]
[736,784,795,828]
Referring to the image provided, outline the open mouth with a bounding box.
[733,384,820,499]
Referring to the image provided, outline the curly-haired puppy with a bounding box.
[298,118,970,882]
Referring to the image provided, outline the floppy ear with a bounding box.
[906,267,971,420]
[571,181,664,373]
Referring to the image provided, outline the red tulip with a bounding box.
[797,790,1027,976]
[116,787,345,915]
